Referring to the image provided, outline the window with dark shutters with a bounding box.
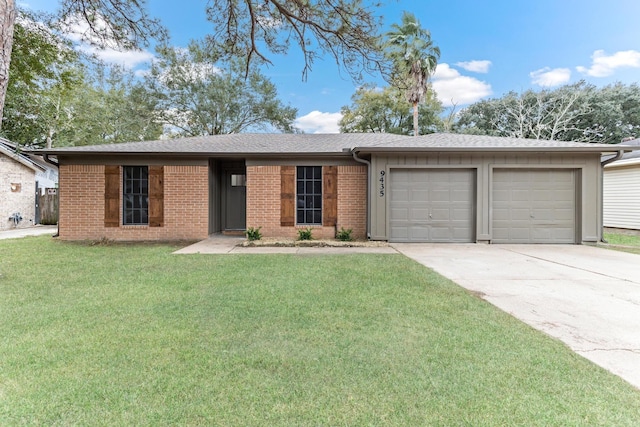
[123,166,149,225]
[296,166,322,225]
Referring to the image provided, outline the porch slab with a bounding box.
[174,235,397,255]
[173,235,245,254]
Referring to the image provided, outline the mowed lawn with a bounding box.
[604,232,640,255]
[1,237,639,426]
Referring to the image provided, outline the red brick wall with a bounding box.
[246,165,367,240]
[59,164,209,241]
[337,165,367,239]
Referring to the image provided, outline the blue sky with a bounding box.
[22,0,640,133]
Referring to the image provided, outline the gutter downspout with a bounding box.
[599,150,624,243]
[42,154,60,238]
[352,150,372,239]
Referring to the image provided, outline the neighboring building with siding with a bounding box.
[0,138,45,230]
[604,139,640,231]
[34,133,637,244]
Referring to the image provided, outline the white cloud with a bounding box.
[431,63,492,106]
[529,67,571,87]
[576,49,640,77]
[61,12,154,69]
[79,45,155,69]
[295,111,342,134]
[455,60,492,73]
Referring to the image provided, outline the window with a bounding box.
[296,166,322,225]
[123,166,148,225]
[231,174,246,187]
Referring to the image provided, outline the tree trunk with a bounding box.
[412,100,419,136]
[0,0,16,130]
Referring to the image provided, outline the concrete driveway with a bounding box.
[392,243,640,390]
[0,225,57,240]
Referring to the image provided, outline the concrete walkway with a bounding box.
[173,235,397,254]
[0,225,57,240]
[392,243,640,390]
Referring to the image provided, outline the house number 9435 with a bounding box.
[379,170,385,197]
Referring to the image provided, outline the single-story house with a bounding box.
[0,137,47,230]
[603,138,640,231]
[34,133,637,244]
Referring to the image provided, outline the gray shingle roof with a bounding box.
[32,132,638,157]
[33,133,407,156]
[356,133,636,152]
[0,137,46,171]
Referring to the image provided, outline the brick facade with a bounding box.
[58,164,209,241]
[57,162,368,242]
[1,153,36,230]
[246,164,367,240]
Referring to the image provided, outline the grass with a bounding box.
[603,232,640,254]
[1,237,639,426]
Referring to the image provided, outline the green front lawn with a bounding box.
[603,232,640,255]
[1,237,639,425]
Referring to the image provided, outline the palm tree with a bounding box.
[384,12,440,136]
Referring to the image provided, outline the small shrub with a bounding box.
[297,228,313,241]
[336,227,354,241]
[245,227,262,241]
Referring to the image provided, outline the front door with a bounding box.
[223,168,246,230]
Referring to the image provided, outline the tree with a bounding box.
[575,82,640,143]
[58,66,162,146]
[1,10,83,147]
[0,0,164,129]
[1,1,385,128]
[143,42,297,136]
[56,0,165,50]
[383,11,440,136]
[2,10,161,148]
[205,0,384,80]
[0,0,17,126]
[339,83,443,134]
[455,82,640,143]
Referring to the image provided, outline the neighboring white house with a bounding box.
[604,139,640,231]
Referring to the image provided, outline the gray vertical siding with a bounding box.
[370,152,602,243]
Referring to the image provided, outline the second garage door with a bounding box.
[389,169,475,242]
[492,169,576,243]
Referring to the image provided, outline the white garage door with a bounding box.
[492,169,576,244]
[389,169,475,242]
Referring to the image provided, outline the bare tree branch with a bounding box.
[205,0,384,81]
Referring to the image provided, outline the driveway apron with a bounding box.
[392,243,640,390]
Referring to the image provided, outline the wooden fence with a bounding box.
[38,190,58,225]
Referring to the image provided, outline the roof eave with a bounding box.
[0,145,45,172]
[351,146,636,154]
[41,150,353,158]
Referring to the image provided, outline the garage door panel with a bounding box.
[411,208,429,220]
[492,169,575,244]
[431,189,452,201]
[493,190,510,202]
[554,208,575,221]
[390,226,409,240]
[452,208,472,221]
[390,189,409,202]
[390,169,475,242]
[412,187,429,196]
[430,208,451,221]
[390,207,409,221]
